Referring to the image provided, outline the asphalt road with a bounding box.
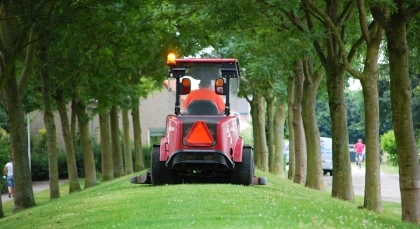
[1,180,68,204]
[323,164,401,203]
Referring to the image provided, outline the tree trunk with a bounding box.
[1,76,35,210]
[361,80,381,211]
[256,95,268,172]
[0,0,35,210]
[386,20,420,224]
[292,60,307,185]
[250,96,261,169]
[326,64,353,200]
[55,91,81,193]
[131,97,144,171]
[302,58,323,190]
[287,75,295,180]
[345,18,384,212]
[303,0,354,201]
[122,108,133,174]
[110,105,124,177]
[265,94,276,173]
[273,102,286,177]
[99,109,113,181]
[39,44,60,199]
[73,89,97,188]
[71,101,78,159]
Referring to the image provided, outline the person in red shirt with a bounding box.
[183,79,225,113]
[354,139,365,165]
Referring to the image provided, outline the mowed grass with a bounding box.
[0,170,415,229]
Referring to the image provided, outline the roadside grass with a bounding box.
[380,163,399,174]
[350,160,398,175]
[0,170,415,229]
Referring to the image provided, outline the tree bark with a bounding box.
[302,58,323,190]
[55,91,81,193]
[73,89,97,188]
[99,109,113,181]
[39,44,60,199]
[287,75,295,180]
[0,0,35,210]
[1,76,35,210]
[18,27,36,100]
[71,101,78,161]
[131,97,144,171]
[361,80,381,211]
[256,95,268,172]
[273,102,286,177]
[250,95,261,169]
[265,93,275,172]
[303,0,354,200]
[110,105,124,177]
[122,108,133,174]
[345,8,384,211]
[292,60,307,185]
[327,64,353,201]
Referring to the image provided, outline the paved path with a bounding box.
[323,164,401,203]
[1,180,68,204]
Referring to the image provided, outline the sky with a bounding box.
[348,78,362,90]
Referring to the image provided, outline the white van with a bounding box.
[320,137,333,176]
[284,140,290,165]
[284,137,333,175]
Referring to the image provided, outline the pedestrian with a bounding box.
[354,139,365,165]
[3,157,14,198]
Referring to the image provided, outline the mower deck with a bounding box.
[129,170,267,185]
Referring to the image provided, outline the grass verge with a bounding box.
[0,170,415,229]
[380,163,399,174]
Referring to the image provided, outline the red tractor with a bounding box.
[131,53,266,186]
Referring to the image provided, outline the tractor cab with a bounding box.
[166,53,240,116]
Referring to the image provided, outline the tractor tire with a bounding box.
[230,146,254,186]
[151,145,175,185]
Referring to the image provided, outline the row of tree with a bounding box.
[171,0,419,224]
[0,0,206,216]
[0,0,420,226]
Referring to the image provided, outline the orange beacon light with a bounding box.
[167,53,176,65]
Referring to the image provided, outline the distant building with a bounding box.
[29,85,250,148]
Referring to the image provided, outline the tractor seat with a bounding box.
[187,100,219,115]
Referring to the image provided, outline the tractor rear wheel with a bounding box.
[230,146,254,185]
[151,145,175,185]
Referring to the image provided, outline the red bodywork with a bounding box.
[130,56,262,185]
[148,56,255,185]
[160,115,243,168]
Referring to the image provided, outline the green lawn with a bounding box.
[0,170,415,229]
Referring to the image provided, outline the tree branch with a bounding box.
[306,1,348,68]
[300,1,327,68]
[357,0,370,44]
[345,65,362,79]
[347,21,376,63]
[404,5,420,21]
[18,27,37,99]
[369,5,389,30]
[338,0,356,26]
